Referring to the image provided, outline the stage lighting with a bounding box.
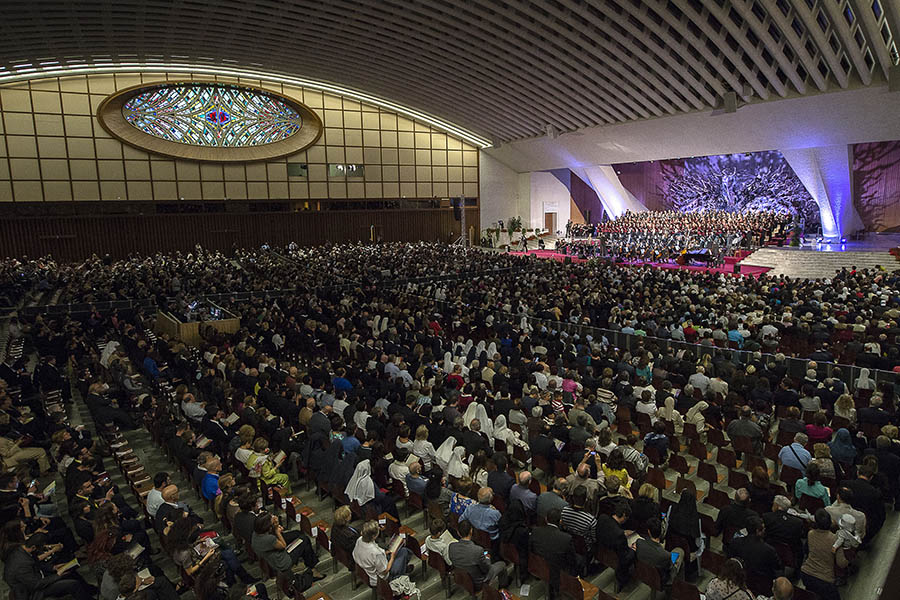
[840,237,847,243]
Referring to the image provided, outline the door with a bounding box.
[544,212,557,233]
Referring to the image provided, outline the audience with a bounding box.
[2,237,899,600]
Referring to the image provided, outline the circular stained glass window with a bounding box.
[122,84,303,147]
[98,81,322,162]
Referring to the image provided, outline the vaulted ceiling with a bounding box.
[1,0,898,145]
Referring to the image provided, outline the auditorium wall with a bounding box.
[0,71,480,257]
[852,141,900,232]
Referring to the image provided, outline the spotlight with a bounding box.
[840,237,847,243]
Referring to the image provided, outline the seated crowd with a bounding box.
[0,239,898,600]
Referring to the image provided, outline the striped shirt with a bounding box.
[561,505,597,548]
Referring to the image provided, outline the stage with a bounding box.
[511,248,773,277]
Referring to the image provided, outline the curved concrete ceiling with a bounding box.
[1,0,898,145]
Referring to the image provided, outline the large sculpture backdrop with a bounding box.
[659,151,820,225]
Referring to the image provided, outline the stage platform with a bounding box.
[511,249,772,277]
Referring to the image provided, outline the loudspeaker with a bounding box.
[890,65,900,93]
[452,197,461,221]
[723,91,738,113]
[734,263,741,274]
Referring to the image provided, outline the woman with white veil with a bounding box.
[434,437,457,473]
[656,396,684,435]
[446,446,468,479]
[855,367,876,391]
[345,459,400,518]
[462,401,493,439]
[493,414,529,454]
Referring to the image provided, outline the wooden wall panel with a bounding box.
[0,207,480,260]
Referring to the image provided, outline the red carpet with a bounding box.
[511,250,771,277]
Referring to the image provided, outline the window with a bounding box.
[328,163,365,178]
[287,163,308,177]
[122,84,303,147]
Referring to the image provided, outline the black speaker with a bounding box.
[452,197,461,221]
[734,263,741,274]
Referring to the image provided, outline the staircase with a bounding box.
[740,247,897,279]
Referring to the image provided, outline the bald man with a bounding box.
[460,487,501,541]
[565,462,602,507]
[771,577,793,600]
[510,471,537,514]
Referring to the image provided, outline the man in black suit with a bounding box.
[715,488,758,549]
[635,517,681,586]
[596,501,634,589]
[530,507,577,599]
[447,520,508,591]
[486,453,514,500]
[3,538,95,600]
[858,396,891,427]
[531,423,561,465]
[763,495,805,571]
[233,494,263,545]
[843,463,885,544]
[460,418,490,456]
[728,516,782,585]
[865,436,900,504]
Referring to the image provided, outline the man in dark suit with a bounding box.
[460,418,490,456]
[763,495,805,570]
[865,436,900,504]
[715,488,758,549]
[3,538,95,599]
[530,507,577,599]
[596,501,634,589]
[728,516,782,585]
[843,464,885,544]
[635,517,681,586]
[486,453,514,500]
[447,520,508,591]
[858,396,891,427]
[233,494,263,545]
[531,423,561,465]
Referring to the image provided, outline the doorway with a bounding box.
[544,212,558,234]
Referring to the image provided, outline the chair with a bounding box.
[700,513,717,540]
[595,548,621,592]
[744,454,767,474]
[702,550,726,576]
[728,469,750,490]
[669,454,691,476]
[697,462,721,487]
[671,580,701,600]
[634,559,664,599]
[427,548,452,598]
[798,493,825,513]
[644,445,663,467]
[333,542,353,575]
[646,466,669,492]
[453,567,478,599]
[704,488,730,510]
[473,527,493,551]
[707,428,727,448]
[376,576,395,600]
[559,570,600,600]
[354,563,372,591]
[732,435,754,456]
[717,447,737,470]
[676,476,700,501]
[689,438,709,461]
[682,422,699,440]
[527,551,552,585]
[779,464,803,489]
